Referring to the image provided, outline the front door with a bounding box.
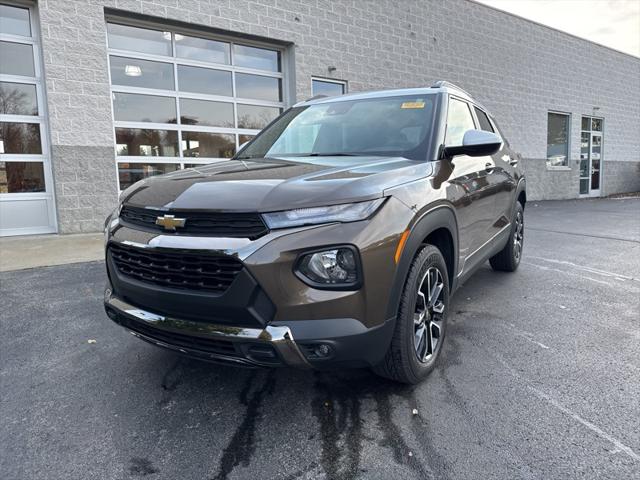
[444,97,496,268]
[579,116,604,197]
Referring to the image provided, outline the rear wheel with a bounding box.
[373,245,449,384]
[490,201,524,272]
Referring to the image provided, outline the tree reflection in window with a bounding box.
[0,122,41,154]
[115,128,178,157]
[0,82,38,115]
[0,161,45,192]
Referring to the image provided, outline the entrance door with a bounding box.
[0,3,57,236]
[579,116,603,197]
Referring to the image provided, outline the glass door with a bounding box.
[580,116,603,197]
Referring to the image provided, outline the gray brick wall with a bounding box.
[603,160,640,196]
[37,0,640,232]
[520,159,581,201]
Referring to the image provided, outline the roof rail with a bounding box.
[305,94,329,101]
[430,80,470,96]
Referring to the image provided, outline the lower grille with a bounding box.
[119,314,238,357]
[109,242,243,293]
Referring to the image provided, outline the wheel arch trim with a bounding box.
[384,204,459,320]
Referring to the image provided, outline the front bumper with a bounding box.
[105,289,395,369]
[105,290,311,368]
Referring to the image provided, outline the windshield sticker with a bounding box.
[401,101,426,109]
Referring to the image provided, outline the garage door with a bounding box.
[106,20,286,191]
[0,3,57,236]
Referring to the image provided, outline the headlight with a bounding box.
[262,198,385,229]
[104,204,121,237]
[295,246,361,289]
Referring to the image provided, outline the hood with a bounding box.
[122,156,433,212]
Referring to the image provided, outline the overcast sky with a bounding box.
[475,0,640,57]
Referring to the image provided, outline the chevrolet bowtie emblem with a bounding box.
[155,214,186,231]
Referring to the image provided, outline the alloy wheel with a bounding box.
[413,266,445,362]
[513,210,524,261]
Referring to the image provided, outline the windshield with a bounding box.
[237,94,436,161]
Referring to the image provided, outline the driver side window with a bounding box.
[445,98,475,146]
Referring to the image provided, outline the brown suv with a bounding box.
[103,81,525,384]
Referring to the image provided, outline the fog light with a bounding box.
[296,246,361,288]
[314,344,332,358]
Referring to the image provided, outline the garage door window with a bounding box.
[107,21,285,190]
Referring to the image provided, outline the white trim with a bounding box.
[0,190,50,200]
[0,74,38,84]
[0,224,58,236]
[106,49,284,78]
[0,32,35,44]
[109,85,284,108]
[112,121,260,136]
[0,154,46,162]
[0,114,42,123]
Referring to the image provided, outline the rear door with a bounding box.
[444,97,496,266]
[471,106,518,238]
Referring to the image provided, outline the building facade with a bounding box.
[0,0,638,236]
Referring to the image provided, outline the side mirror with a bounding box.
[238,141,250,151]
[443,130,503,158]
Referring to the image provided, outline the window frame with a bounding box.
[444,95,477,147]
[105,17,288,190]
[310,76,348,97]
[471,105,494,133]
[579,114,605,195]
[546,110,571,169]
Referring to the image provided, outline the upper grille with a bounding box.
[120,205,269,239]
[109,242,243,293]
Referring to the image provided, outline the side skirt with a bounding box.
[453,224,511,292]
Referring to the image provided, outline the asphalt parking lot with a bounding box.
[1,198,639,480]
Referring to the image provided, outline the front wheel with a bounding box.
[373,245,450,384]
[489,201,524,272]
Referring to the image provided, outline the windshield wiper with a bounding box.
[305,152,361,157]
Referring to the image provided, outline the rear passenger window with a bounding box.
[445,98,475,146]
[474,107,494,132]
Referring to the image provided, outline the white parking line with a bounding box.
[523,262,614,286]
[526,256,638,282]
[505,323,551,350]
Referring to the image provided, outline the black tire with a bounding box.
[373,245,450,384]
[489,201,524,272]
